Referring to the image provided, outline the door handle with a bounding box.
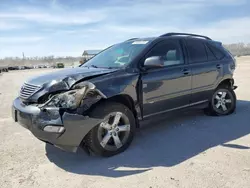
[182,68,190,75]
[216,64,222,69]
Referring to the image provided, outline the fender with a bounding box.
[215,76,235,89]
[72,69,142,119]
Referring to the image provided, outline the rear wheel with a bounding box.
[85,102,136,157]
[205,86,236,116]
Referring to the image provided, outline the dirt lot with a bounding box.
[0,57,250,188]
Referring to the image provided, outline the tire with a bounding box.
[205,85,236,116]
[84,102,136,157]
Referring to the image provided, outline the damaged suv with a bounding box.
[12,33,237,157]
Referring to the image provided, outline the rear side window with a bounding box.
[205,45,217,61]
[185,39,207,63]
[207,43,225,60]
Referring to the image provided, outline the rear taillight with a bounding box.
[233,58,237,69]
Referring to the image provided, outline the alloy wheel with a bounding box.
[97,112,131,151]
[212,89,234,114]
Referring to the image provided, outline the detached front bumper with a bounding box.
[12,97,101,152]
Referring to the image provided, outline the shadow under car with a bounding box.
[45,100,250,178]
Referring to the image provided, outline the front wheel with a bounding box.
[84,102,136,157]
[205,86,236,116]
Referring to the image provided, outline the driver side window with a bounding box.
[146,40,184,66]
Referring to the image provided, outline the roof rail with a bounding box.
[160,32,212,40]
[125,38,138,41]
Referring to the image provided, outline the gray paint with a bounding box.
[24,67,117,103]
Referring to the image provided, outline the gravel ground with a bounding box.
[0,57,250,188]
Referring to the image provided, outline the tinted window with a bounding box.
[207,43,225,60]
[146,40,184,66]
[205,45,217,61]
[186,39,207,63]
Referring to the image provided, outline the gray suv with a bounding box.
[12,33,237,157]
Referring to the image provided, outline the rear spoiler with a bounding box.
[213,41,223,46]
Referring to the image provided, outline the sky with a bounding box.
[0,0,250,58]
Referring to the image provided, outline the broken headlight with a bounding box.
[40,82,106,110]
[44,87,87,109]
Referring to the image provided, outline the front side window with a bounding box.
[185,39,207,63]
[82,40,151,69]
[146,40,184,66]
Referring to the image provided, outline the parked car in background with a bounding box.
[0,67,8,72]
[8,66,19,70]
[12,33,237,157]
[23,66,33,69]
[56,63,65,68]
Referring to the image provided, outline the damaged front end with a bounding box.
[13,81,107,152]
[38,81,107,112]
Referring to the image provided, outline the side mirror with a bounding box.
[144,56,164,69]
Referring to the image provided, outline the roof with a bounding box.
[82,50,102,55]
[127,37,156,41]
[159,32,212,40]
[126,33,213,42]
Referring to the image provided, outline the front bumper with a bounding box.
[12,97,101,152]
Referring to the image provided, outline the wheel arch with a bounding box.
[102,94,139,127]
[84,93,140,128]
[217,78,234,89]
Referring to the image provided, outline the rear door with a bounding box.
[141,39,192,117]
[184,38,224,103]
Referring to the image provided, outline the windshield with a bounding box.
[82,40,150,68]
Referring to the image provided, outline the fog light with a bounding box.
[43,125,65,133]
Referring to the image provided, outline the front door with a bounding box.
[141,39,192,117]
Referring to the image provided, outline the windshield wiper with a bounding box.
[90,65,98,68]
[83,65,118,69]
[82,65,99,68]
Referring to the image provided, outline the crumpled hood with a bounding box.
[27,67,117,87]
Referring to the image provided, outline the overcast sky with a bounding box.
[0,0,250,57]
